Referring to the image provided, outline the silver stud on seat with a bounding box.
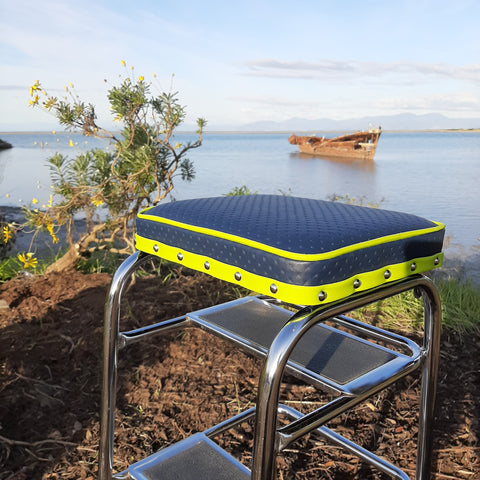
[204,261,210,270]
[153,244,159,253]
[434,257,440,265]
[384,270,391,279]
[353,279,361,289]
[318,291,327,302]
[177,252,183,261]
[411,262,417,271]
[270,283,278,294]
[234,272,242,281]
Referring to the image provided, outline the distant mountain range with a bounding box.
[2,113,479,134]
[208,113,480,132]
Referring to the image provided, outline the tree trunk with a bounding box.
[45,245,80,274]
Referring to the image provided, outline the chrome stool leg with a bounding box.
[251,276,442,480]
[99,252,150,480]
[416,280,442,480]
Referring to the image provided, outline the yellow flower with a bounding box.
[3,225,12,243]
[32,198,38,204]
[174,143,183,149]
[5,193,9,198]
[138,76,144,82]
[48,194,53,208]
[43,97,57,111]
[69,139,74,147]
[18,252,38,269]
[29,80,41,96]
[47,223,59,244]
[121,60,126,66]
[92,197,103,207]
[29,95,40,106]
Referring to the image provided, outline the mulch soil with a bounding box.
[0,269,479,479]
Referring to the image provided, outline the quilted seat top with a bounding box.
[135,195,444,305]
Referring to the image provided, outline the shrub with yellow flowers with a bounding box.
[27,62,206,272]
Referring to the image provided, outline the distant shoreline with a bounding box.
[1,128,480,136]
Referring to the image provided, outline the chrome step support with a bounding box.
[278,404,410,480]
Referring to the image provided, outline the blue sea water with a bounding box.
[1,131,479,262]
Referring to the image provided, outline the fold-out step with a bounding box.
[187,297,413,391]
[125,433,250,480]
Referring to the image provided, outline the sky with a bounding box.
[1,0,479,131]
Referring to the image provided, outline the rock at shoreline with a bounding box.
[0,138,13,150]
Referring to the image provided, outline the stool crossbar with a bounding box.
[99,195,444,480]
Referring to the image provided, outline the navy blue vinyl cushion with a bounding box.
[135,195,444,304]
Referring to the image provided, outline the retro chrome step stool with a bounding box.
[99,195,445,480]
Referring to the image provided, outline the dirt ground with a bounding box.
[0,268,479,479]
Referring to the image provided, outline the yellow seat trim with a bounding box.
[135,234,443,305]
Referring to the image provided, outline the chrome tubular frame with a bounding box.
[251,275,441,480]
[99,249,441,480]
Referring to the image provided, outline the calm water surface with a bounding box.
[1,131,479,259]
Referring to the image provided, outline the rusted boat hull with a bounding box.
[289,128,381,160]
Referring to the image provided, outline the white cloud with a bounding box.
[374,92,480,114]
[228,90,480,123]
[1,1,183,78]
[0,85,26,91]
[229,95,317,108]
[242,59,480,83]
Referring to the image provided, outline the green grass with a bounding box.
[354,276,480,335]
[77,249,125,274]
[353,290,425,333]
[0,257,23,282]
[437,277,480,334]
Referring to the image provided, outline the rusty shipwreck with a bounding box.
[288,127,382,160]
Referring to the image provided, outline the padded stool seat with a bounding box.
[135,195,444,304]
